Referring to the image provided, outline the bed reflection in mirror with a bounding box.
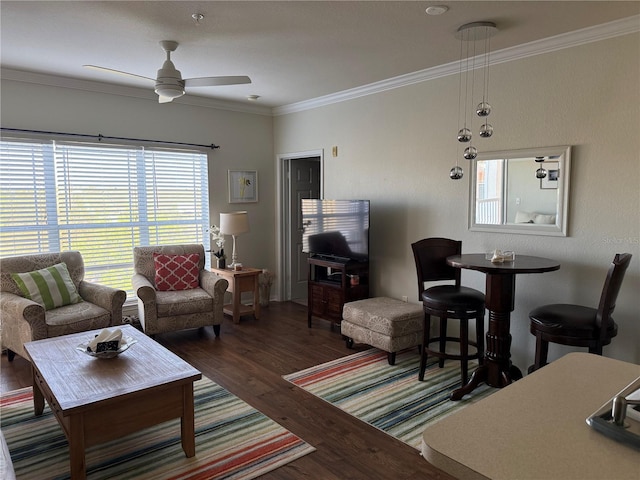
[469,146,571,236]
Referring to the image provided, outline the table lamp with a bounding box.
[219,211,249,268]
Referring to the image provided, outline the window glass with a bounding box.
[0,138,210,301]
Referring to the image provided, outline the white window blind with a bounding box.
[0,138,210,301]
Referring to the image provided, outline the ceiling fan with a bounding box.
[84,40,251,103]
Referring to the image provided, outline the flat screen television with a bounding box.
[301,199,370,262]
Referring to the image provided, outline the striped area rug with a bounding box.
[283,349,494,449]
[1,377,315,480]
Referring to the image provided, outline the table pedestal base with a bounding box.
[451,363,522,400]
[451,300,523,400]
[445,254,560,400]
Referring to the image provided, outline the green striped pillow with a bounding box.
[11,262,82,310]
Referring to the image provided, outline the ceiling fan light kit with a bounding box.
[155,82,185,102]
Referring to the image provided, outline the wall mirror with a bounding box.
[469,145,571,236]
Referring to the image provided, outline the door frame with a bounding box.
[276,149,324,301]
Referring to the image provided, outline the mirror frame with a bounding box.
[468,145,571,236]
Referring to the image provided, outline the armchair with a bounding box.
[0,251,126,361]
[132,244,228,337]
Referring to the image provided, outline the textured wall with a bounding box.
[274,33,640,368]
[0,81,276,281]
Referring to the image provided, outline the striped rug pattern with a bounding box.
[283,349,494,449]
[1,377,315,480]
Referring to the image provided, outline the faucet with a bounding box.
[611,395,640,426]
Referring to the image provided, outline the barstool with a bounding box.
[411,238,485,397]
[528,253,632,372]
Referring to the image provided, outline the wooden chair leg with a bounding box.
[459,319,469,386]
[7,349,16,362]
[438,317,447,368]
[213,324,221,337]
[588,344,603,355]
[419,312,431,381]
[476,313,485,365]
[533,334,549,371]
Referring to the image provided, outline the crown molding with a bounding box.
[2,14,637,118]
[0,69,273,116]
[273,14,640,116]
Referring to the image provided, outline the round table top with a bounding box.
[447,254,560,274]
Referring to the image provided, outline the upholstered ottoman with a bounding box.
[341,297,423,365]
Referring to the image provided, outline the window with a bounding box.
[0,137,210,302]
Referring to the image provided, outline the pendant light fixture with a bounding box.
[535,156,547,179]
[450,21,498,180]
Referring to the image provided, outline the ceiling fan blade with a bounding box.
[185,76,252,88]
[83,65,154,83]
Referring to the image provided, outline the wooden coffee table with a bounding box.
[23,324,201,480]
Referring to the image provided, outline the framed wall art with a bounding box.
[228,170,258,203]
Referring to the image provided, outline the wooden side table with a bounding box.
[209,267,261,324]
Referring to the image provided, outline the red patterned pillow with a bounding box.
[153,253,200,291]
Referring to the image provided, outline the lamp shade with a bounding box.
[220,211,249,236]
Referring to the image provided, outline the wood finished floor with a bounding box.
[1,301,454,480]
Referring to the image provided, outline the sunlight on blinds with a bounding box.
[1,138,210,301]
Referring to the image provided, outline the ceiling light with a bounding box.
[426,5,448,16]
[536,167,548,179]
[247,95,260,101]
[450,21,498,180]
[154,83,185,99]
[192,13,204,25]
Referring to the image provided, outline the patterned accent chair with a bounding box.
[132,244,228,337]
[0,251,127,362]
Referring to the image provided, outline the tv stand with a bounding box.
[313,254,352,263]
[307,257,369,329]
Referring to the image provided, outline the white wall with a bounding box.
[274,33,640,369]
[0,80,276,276]
[2,33,638,370]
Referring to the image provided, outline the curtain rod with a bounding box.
[0,127,220,150]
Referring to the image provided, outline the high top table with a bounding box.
[447,254,560,400]
[24,325,201,480]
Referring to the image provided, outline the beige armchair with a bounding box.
[0,251,126,361]
[132,244,228,337]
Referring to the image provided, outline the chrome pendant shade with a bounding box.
[450,21,498,180]
[449,165,464,180]
[535,156,547,178]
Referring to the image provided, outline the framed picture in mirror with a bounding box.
[540,162,559,189]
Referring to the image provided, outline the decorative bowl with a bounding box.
[77,335,137,359]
